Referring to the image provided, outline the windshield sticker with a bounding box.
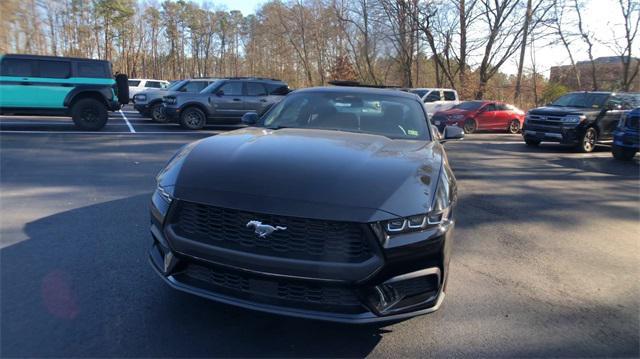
[407,129,419,136]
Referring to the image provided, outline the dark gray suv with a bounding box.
[133,78,218,122]
[163,77,289,130]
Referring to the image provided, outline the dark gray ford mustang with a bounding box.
[149,86,464,323]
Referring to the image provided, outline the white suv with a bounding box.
[409,88,460,118]
[128,79,170,100]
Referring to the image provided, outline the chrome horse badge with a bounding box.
[246,220,287,238]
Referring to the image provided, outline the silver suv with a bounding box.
[162,78,289,130]
[133,79,218,122]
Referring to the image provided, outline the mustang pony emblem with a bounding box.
[246,220,287,238]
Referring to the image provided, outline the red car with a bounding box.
[431,101,525,134]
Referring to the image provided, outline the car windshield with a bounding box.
[167,80,186,91]
[200,80,224,93]
[453,102,484,110]
[262,92,430,140]
[551,93,610,109]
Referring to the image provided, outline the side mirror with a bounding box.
[441,126,464,143]
[215,89,224,96]
[241,112,259,125]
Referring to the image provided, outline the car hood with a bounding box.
[168,127,444,222]
[528,106,598,116]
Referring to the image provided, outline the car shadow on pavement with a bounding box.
[1,194,387,357]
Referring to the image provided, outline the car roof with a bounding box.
[3,53,109,64]
[295,86,421,99]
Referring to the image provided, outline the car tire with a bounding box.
[612,145,636,160]
[463,119,477,134]
[508,119,521,134]
[578,127,598,153]
[180,107,206,130]
[151,103,169,123]
[525,138,541,146]
[71,98,108,131]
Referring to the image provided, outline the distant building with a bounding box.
[550,56,640,92]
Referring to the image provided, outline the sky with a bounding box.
[191,0,632,76]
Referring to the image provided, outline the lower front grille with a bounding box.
[172,201,373,263]
[177,262,365,314]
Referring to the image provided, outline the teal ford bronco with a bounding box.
[0,54,128,130]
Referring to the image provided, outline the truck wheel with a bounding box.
[578,127,597,153]
[463,119,477,134]
[508,119,521,134]
[612,145,636,161]
[151,103,169,123]
[179,107,206,130]
[525,138,540,146]
[71,98,108,131]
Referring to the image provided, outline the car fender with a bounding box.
[63,85,113,107]
[179,101,212,117]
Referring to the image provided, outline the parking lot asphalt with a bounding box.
[1,109,639,357]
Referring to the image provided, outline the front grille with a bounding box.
[172,201,373,263]
[527,114,563,128]
[178,262,364,313]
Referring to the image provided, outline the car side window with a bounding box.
[496,103,509,111]
[424,91,441,103]
[38,60,70,79]
[182,81,208,92]
[146,81,162,88]
[1,59,36,77]
[247,82,268,96]
[443,91,456,101]
[76,62,108,78]
[218,81,243,96]
[483,104,497,112]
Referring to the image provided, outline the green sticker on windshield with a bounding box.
[407,130,419,136]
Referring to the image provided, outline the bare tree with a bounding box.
[573,0,597,90]
[616,0,640,91]
[474,0,526,99]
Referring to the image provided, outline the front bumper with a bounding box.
[149,198,452,323]
[134,103,151,113]
[613,129,639,150]
[163,106,180,120]
[522,124,582,144]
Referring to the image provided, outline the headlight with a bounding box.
[135,94,147,102]
[562,115,586,124]
[383,167,454,235]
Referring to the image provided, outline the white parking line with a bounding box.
[119,110,136,133]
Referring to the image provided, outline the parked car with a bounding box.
[149,86,464,323]
[162,77,289,130]
[523,91,640,152]
[0,53,128,130]
[128,78,169,100]
[612,107,639,160]
[133,78,218,122]
[409,88,459,117]
[431,101,525,134]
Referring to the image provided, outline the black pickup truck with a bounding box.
[522,91,640,152]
